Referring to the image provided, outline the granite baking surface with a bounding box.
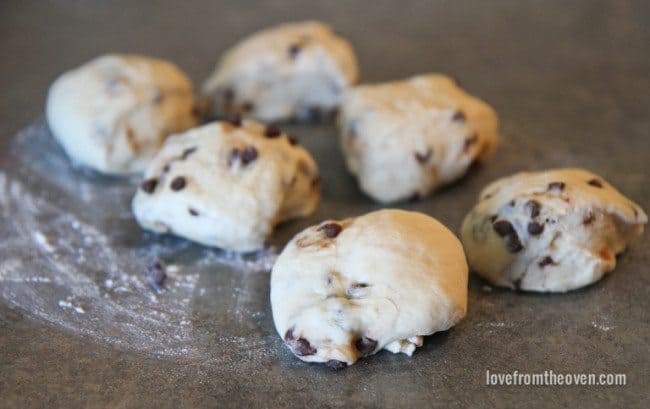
[0,1,648,408]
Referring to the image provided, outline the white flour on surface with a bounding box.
[0,121,279,360]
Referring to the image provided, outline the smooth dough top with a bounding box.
[339,74,499,203]
[461,168,647,292]
[271,209,468,367]
[202,21,359,122]
[46,54,199,175]
[132,120,320,252]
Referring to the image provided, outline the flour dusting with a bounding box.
[0,121,279,362]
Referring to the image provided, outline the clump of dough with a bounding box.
[202,21,359,123]
[132,119,320,252]
[46,54,201,175]
[338,74,499,203]
[461,168,647,292]
[271,209,468,368]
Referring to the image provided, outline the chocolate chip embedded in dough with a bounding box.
[181,147,197,160]
[240,146,258,165]
[414,148,432,164]
[140,178,158,194]
[587,179,603,188]
[264,125,281,138]
[583,212,595,225]
[527,221,544,235]
[547,181,565,191]
[538,256,555,268]
[463,133,478,152]
[525,200,541,218]
[228,114,242,127]
[452,110,466,122]
[504,233,524,253]
[188,208,199,216]
[170,176,186,191]
[493,220,515,237]
[325,360,347,369]
[318,223,342,238]
[355,336,378,355]
[287,136,299,146]
[288,43,301,59]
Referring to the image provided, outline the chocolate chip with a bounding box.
[240,146,258,165]
[145,261,166,292]
[140,178,158,194]
[513,277,523,291]
[488,214,498,223]
[223,88,234,102]
[170,176,186,191]
[152,89,164,104]
[190,105,201,118]
[181,147,197,160]
[587,178,603,188]
[583,212,595,225]
[355,337,378,355]
[311,176,321,188]
[350,283,369,289]
[188,208,199,216]
[527,221,544,235]
[162,164,171,173]
[548,181,565,191]
[287,136,298,146]
[409,192,422,202]
[452,110,466,122]
[505,234,523,253]
[538,256,555,268]
[525,200,541,218]
[284,329,295,341]
[264,125,281,138]
[228,114,242,127]
[463,133,478,152]
[326,360,347,369]
[493,220,515,237]
[241,102,254,113]
[288,44,301,58]
[414,148,432,164]
[318,223,342,238]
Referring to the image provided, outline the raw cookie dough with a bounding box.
[46,54,200,175]
[132,119,320,252]
[202,21,358,123]
[338,74,499,203]
[271,209,468,368]
[461,168,647,292]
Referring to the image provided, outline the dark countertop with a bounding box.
[1,1,648,408]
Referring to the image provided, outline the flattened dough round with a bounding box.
[339,74,499,203]
[132,120,320,252]
[461,168,647,292]
[271,209,468,368]
[202,21,358,123]
[46,54,200,175]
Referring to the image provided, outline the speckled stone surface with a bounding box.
[0,1,648,408]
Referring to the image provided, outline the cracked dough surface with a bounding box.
[270,209,468,368]
[202,21,358,123]
[46,54,200,175]
[338,74,498,203]
[461,168,647,292]
[132,120,320,252]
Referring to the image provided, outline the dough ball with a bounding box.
[132,119,320,252]
[46,54,201,175]
[202,21,358,123]
[461,168,647,292]
[338,74,499,203]
[271,209,468,368]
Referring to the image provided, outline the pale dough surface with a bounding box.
[338,74,499,203]
[202,21,358,122]
[132,120,320,252]
[46,54,200,175]
[271,209,468,368]
[461,168,647,292]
